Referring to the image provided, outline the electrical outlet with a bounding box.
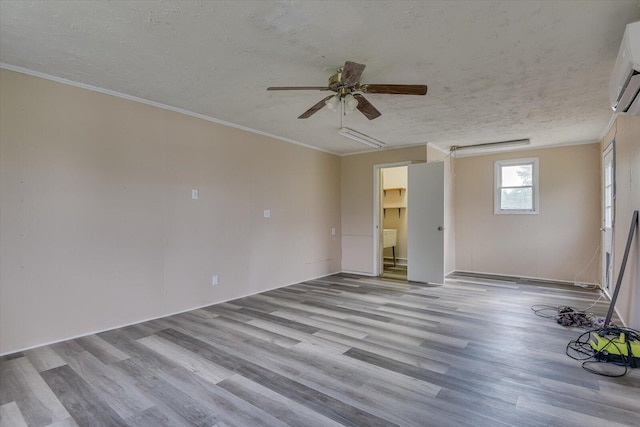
[192,189,199,199]
[212,275,218,286]
[263,209,271,218]
[331,227,336,236]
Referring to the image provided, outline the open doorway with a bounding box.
[373,161,446,284]
[375,165,409,280]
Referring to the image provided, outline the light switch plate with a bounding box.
[263,209,271,218]
[192,189,199,200]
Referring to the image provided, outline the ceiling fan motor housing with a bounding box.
[329,68,355,94]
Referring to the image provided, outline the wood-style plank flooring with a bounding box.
[1,273,639,426]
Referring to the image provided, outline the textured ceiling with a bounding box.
[1,0,639,155]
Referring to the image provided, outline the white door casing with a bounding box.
[602,143,615,292]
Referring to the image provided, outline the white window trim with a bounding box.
[494,157,539,215]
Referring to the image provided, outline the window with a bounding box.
[494,157,539,214]
[604,161,613,228]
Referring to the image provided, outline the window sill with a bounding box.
[494,210,539,215]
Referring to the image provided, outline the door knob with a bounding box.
[437,226,444,231]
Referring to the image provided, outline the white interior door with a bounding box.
[602,144,615,292]
[407,162,444,283]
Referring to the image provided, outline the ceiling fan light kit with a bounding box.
[338,127,387,149]
[343,93,359,112]
[325,95,340,111]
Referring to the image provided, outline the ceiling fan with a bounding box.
[267,61,428,120]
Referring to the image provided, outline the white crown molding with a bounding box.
[0,63,339,156]
[2,63,611,159]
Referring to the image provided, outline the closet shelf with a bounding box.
[383,205,405,218]
[383,187,406,196]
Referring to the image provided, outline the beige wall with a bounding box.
[0,69,342,354]
[341,147,427,274]
[454,143,601,283]
[600,115,640,328]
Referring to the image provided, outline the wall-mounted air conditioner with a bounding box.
[610,21,640,115]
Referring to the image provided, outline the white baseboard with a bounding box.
[383,257,407,266]
[451,269,602,288]
[340,270,377,277]
[0,270,342,357]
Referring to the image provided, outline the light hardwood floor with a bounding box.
[1,273,639,426]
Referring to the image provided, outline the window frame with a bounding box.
[494,157,539,215]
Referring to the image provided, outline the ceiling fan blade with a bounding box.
[342,61,366,85]
[360,84,428,95]
[353,94,382,120]
[267,86,329,91]
[298,95,335,119]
